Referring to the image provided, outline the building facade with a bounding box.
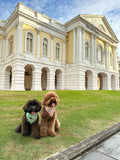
[0,3,119,91]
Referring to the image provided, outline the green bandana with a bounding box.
[26,112,37,124]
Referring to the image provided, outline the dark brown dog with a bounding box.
[15,99,41,139]
[40,92,60,137]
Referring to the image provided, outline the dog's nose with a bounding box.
[52,99,56,103]
[32,106,35,110]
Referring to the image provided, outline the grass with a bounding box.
[0,90,120,160]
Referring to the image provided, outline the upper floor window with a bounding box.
[56,43,60,60]
[43,38,48,56]
[8,35,13,56]
[27,32,33,52]
[85,42,89,59]
[97,45,103,62]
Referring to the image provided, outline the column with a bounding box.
[63,39,66,64]
[0,39,1,61]
[105,42,109,69]
[107,74,112,90]
[113,47,117,71]
[92,72,98,90]
[116,74,119,90]
[46,68,55,90]
[78,68,85,90]
[94,35,97,65]
[11,61,25,90]
[77,26,82,62]
[16,22,23,56]
[51,35,54,62]
[91,34,94,65]
[32,66,42,90]
[73,28,76,63]
[37,29,40,59]
[2,35,6,61]
[0,66,4,90]
[81,28,85,62]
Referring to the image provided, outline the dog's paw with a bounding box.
[48,130,56,137]
[33,135,41,139]
[55,128,60,132]
[40,132,47,137]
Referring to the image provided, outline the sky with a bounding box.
[0,0,120,56]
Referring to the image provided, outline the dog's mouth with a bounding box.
[31,111,36,115]
[51,103,56,107]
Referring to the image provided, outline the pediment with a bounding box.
[80,15,118,42]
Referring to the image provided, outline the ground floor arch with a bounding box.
[41,67,50,90]
[4,66,12,90]
[24,64,34,90]
[97,72,108,90]
[55,69,62,90]
[85,70,93,90]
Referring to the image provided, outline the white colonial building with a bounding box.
[0,2,119,90]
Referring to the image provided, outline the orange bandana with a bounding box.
[45,106,55,116]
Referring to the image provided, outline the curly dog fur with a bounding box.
[15,99,41,139]
[40,92,60,137]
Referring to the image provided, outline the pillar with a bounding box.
[105,42,109,69]
[15,22,23,56]
[11,61,25,90]
[94,35,97,65]
[63,39,66,64]
[91,34,94,65]
[51,35,54,62]
[32,66,42,90]
[37,29,40,59]
[2,36,6,61]
[92,73,98,90]
[77,26,82,62]
[78,69,85,90]
[73,28,76,63]
[46,68,55,90]
[82,28,85,62]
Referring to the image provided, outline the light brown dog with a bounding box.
[40,92,60,137]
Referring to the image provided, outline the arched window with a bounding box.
[98,45,103,62]
[8,35,13,56]
[85,42,89,59]
[27,32,33,52]
[56,43,60,59]
[43,38,48,56]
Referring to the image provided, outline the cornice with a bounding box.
[19,11,66,36]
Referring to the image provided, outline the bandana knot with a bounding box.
[45,106,55,116]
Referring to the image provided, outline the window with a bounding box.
[56,43,60,59]
[85,42,89,59]
[8,35,13,56]
[27,32,33,52]
[43,38,48,56]
[98,45,103,62]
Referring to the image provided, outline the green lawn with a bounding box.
[0,90,120,160]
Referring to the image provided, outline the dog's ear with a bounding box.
[42,93,48,105]
[56,94,59,105]
[23,102,28,112]
[42,99,45,105]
